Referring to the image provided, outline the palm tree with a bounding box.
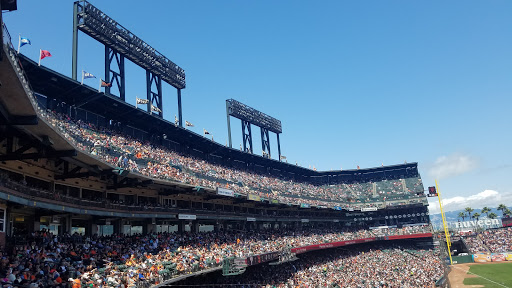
[481,207,491,217]
[488,212,498,219]
[458,212,466,222]
[498,204,507,216]
[472,212,481,221]
[465,207,474,219]
[504,208,512,218]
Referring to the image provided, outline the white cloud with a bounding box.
[428,189,512,214]
[428,153,478,180]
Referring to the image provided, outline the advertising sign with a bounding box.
[453,219,501,229]
[247,194,261,201]
[178,214,196,220]
[245,251,280,266]
[491,254,506,262]
[361,207,378,212]
[473,254,491,263]
[217,187,234,197]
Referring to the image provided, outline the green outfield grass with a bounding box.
[463,262,512,288]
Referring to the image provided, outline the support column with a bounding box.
[105,47,125,100]
[226,102,232,148]
[178,221,185,233]
[177,89,183,127]
[277,133,282,161]
[72,2,79,80]
[64,215,72,235]
[242,120,253,153]
[90,223,98,237]
[261,127,270,158]
[146,71,163,117]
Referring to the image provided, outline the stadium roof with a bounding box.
[19,54,419,181]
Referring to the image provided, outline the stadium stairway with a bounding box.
[476,234,492,253]
[401,179,407,193]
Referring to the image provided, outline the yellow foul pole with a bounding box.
[436,179,453,265]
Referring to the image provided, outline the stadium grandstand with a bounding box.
[0,3,449,287]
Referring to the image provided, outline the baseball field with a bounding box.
[449,262,512,288]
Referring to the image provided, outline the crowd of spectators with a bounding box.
[480,228,512,253]
[174,242,444,288]
[38,109,425,210]
[0,225,432,288]
[463,234,488,254]
[461,227,512,254]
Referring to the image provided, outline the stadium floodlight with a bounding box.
[226,99,283,160]
[72,1,185,89]
[226,99,282,133]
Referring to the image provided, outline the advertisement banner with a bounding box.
[333,206,343,211]
[246,217,256,222]
[270,199,279,204]
[491,254,506,262]
[361,207,378,212]
[247,194,261,201]
[245,251,280,266]
[473,254,491,263]
[217,187,234,197]
[291,237,376,254]
[178,214,196,220]
[385,233,433,240]
[300,203,310,208]
[505,254,512,261]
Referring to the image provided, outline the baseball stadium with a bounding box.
[0,1,511,287]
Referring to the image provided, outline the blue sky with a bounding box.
[4,1,512,212]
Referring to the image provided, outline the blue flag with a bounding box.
[20,37,31,47]
[83,71,96,79]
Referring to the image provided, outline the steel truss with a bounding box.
[241,120,253,154]
[146,71,163,117]
[105,47,125,100]
[226,99,282,160]
[72,0,186,125]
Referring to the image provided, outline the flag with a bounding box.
[99,79,112,92]
[18,36,31,53]
[185,121,194,127]
[174,115,178,126]
[136,97,149,105]
[81,71,96,84]
[40,50,51,60]
[101,80,112,87]
[151,105,161,113]
[280,155,287,160]
[20,37,31,47]
[38,49,51,66]
[357,165,360,170]
[203,129,210,135]
[83,72,95,79]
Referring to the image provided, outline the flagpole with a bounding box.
[81,70,84,85]
[38,49,41,66]
[98,79,101,92]
[17,34,21,53]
